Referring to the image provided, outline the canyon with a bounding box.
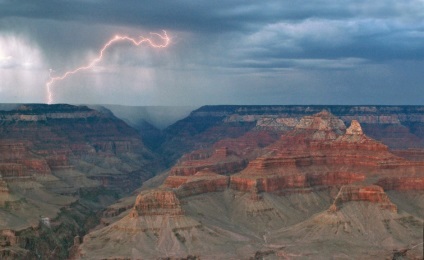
[0,104,423,259]
[0,104,161,259]
[79,107,423,259]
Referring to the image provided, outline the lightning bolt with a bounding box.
[46,30,170,104]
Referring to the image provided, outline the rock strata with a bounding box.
[329,185,397,212]
[230,112,398,194]
[295,110,346,138]
[76,107,424,260]
[167,169,229,197]
[376,177,424,191]
[131,189,183,217]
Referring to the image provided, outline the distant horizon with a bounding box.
[2,102,424,107]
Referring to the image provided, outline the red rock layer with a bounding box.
[170,147,247,177]
[131,189,183,217]
[169,130,280,178]
[165,111,424,198]
[164,129,283,197]
[230,115,412,194]
[230,172,365,193]
[171,159,247,177]
[164,169,229,197]
[391,149,424,161]
[376,177,424,191]
[0,104,156,190]
[0,142,52,177]
[329,185,397,212]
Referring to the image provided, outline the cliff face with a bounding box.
[160,105,424,166]
[0,104,162,259]
[164,169,229,197]
[77,108,424,260]
[294,110,346,139]
[0,104,158,186]
[169,147,247,177]
[329,185,397,212]
[230,112,409,193]
[131,189,183,217]
[162,110,423,196]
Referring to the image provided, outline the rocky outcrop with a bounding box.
[230,172,366,193]
[333,120,387,150]
[255,117,299,132]
[329,185,397,212]
[294,110,346,139]
[230,112,411,194]
[131,189,183,217]
[170,147,247,177]
[346,120,363,135]
[165,169,229,197]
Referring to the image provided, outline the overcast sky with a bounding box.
[0,0,423,105]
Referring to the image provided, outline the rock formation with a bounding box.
[160,105,424,166]
[230,111,402,194]
[294,109,346,139]
[0,104,159,189]
[76,108,424,259]
[0,104,162,259]
[131,189,184,217]
[1,104,424,259]
[165,169,229,197]
[329,185,397,212]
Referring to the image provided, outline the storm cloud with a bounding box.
[0,0,423,105]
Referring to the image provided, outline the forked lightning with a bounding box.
[46,31,170,104]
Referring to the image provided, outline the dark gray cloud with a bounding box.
[0,0,423,105]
